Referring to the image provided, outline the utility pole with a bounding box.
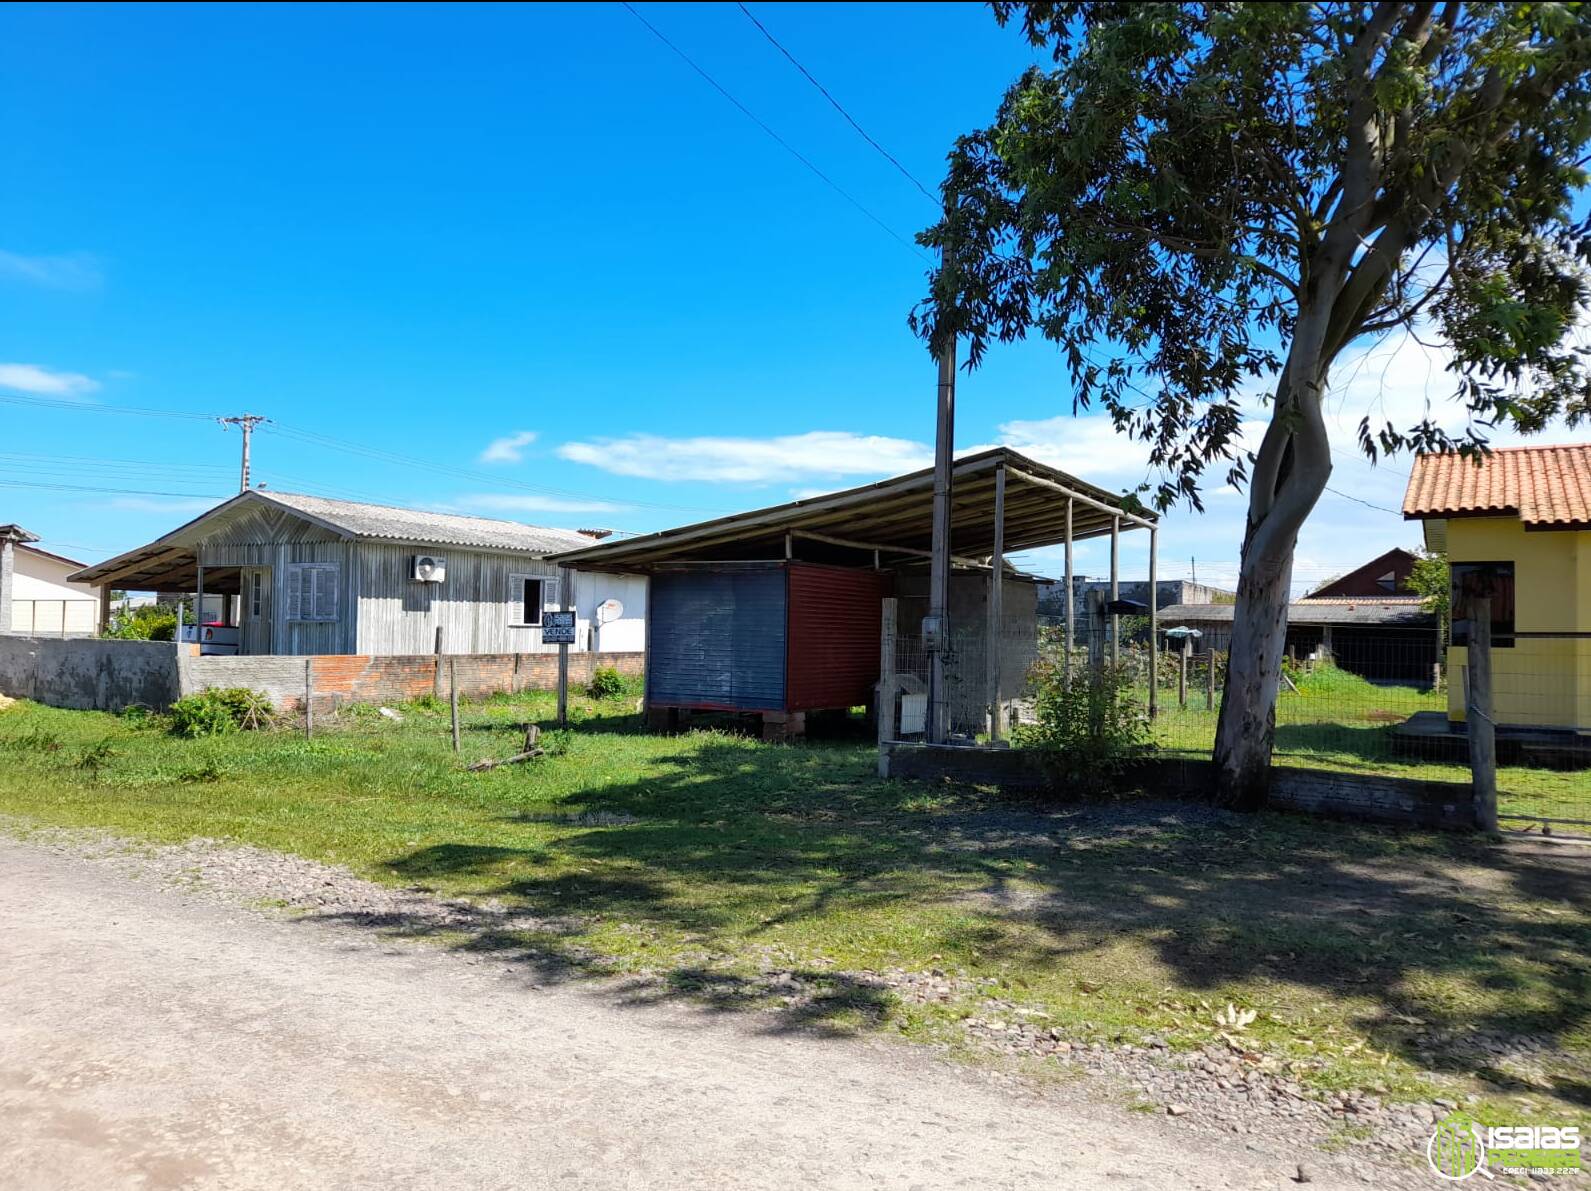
[218,414,268,492]
[926,320,956,744]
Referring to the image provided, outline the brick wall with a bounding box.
[185,651,643,713]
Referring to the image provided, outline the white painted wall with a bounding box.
[574,571,647,653]
[9,547,102,636]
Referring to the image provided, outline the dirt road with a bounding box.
[0,835,1392,1189]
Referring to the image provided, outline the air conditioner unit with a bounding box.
[411,554,447,583]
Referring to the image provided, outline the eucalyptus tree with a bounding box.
[915,2,1591,806]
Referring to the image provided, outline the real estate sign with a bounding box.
[542,610,576,646]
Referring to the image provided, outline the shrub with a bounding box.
[1014,657,1152,795]
[103,604,179,641]
[587,666,625,699]
[169,688,274,738]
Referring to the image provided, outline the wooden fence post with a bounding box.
[304,658,314,739]
[556,567,571,728]
[1206,650,1216,711]
[433,625,446,701]
[1178,636,1190,709]
[1466,595,1498,834]
[449,658,460,755]
[878,597,898,776]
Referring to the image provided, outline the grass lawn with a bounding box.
[1147,665,1588,824]
[0,685,1587,1125]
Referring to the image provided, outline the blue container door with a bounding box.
[649,570,787,711]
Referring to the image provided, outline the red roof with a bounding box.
[1402,443,1591,529]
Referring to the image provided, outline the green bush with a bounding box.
[587,666,626,699]
[168,688,274,738]
[1014,657,1153,794]
[103,603,180,641]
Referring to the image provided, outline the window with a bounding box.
[1451,561,1514,648]
[249,571,263,619]
[511,575,544,627]
[284,563,339,623]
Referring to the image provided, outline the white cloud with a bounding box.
[105,496,217,515]
[557,431,934,485]
[459,492,628,515]
[0,362,101,398]
[0,249,102,291]
[479,430,538,463]
[982,411,1267,495]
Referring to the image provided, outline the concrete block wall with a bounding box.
[0,636,185,711]
[185,651,644,713]
[879,744,1478,831]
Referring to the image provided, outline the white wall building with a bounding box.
[0,526,105,637]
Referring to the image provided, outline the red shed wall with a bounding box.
[785,563,893,712]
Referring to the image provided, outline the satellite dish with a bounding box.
[596,598,624,624]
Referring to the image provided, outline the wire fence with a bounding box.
[883,607,1590,835]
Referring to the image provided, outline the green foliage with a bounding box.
[0,728,62,754]
[103,603,178,641]
[1015,657,1153,793]
[1408,549,1451,644]
[916,3,1591,505]
[168,688,275,738]
[587,666,626,699]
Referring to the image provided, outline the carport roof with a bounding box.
[552,447,1155,573]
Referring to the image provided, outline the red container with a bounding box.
[785,563,893,712]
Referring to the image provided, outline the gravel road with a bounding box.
[0,833,1405,1190]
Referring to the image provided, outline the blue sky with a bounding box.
[2,2,1582,593]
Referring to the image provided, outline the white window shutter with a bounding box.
[312,566,338,620]
[284,564,303,621]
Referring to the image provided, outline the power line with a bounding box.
[0,480,227,499]
[0,393,729,517]
[0,392,219,420]
[1324,485,1404,516]
[264,421,730,515]
[735,2,937,205]
[619,1,930,262]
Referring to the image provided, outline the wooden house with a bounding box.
[69,491,644,657]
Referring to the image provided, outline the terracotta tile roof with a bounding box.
[1402,443,1591,528]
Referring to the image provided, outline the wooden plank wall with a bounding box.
[198,507,355,655]
[354,543,564,655]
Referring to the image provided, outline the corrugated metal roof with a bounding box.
[1159,601,1435,627]
[1403,443,1591,528]
[552,447,1154,572]
[68,490,594,588]
[256,492,593,553]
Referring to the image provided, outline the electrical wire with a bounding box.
[0,480,228,499]
[735,2,937,205]
[263,421,731,515]
[620,1,930,262]
[1323,485,1405,516]
[0,392,220,420]
[0,394,730,518]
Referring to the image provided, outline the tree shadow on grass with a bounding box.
[310,734,1591,1098]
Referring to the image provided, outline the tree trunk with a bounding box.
[1212,364,1333,809]
[1212,519,1297,808]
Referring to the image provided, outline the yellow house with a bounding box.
[1403,443,1591,735]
